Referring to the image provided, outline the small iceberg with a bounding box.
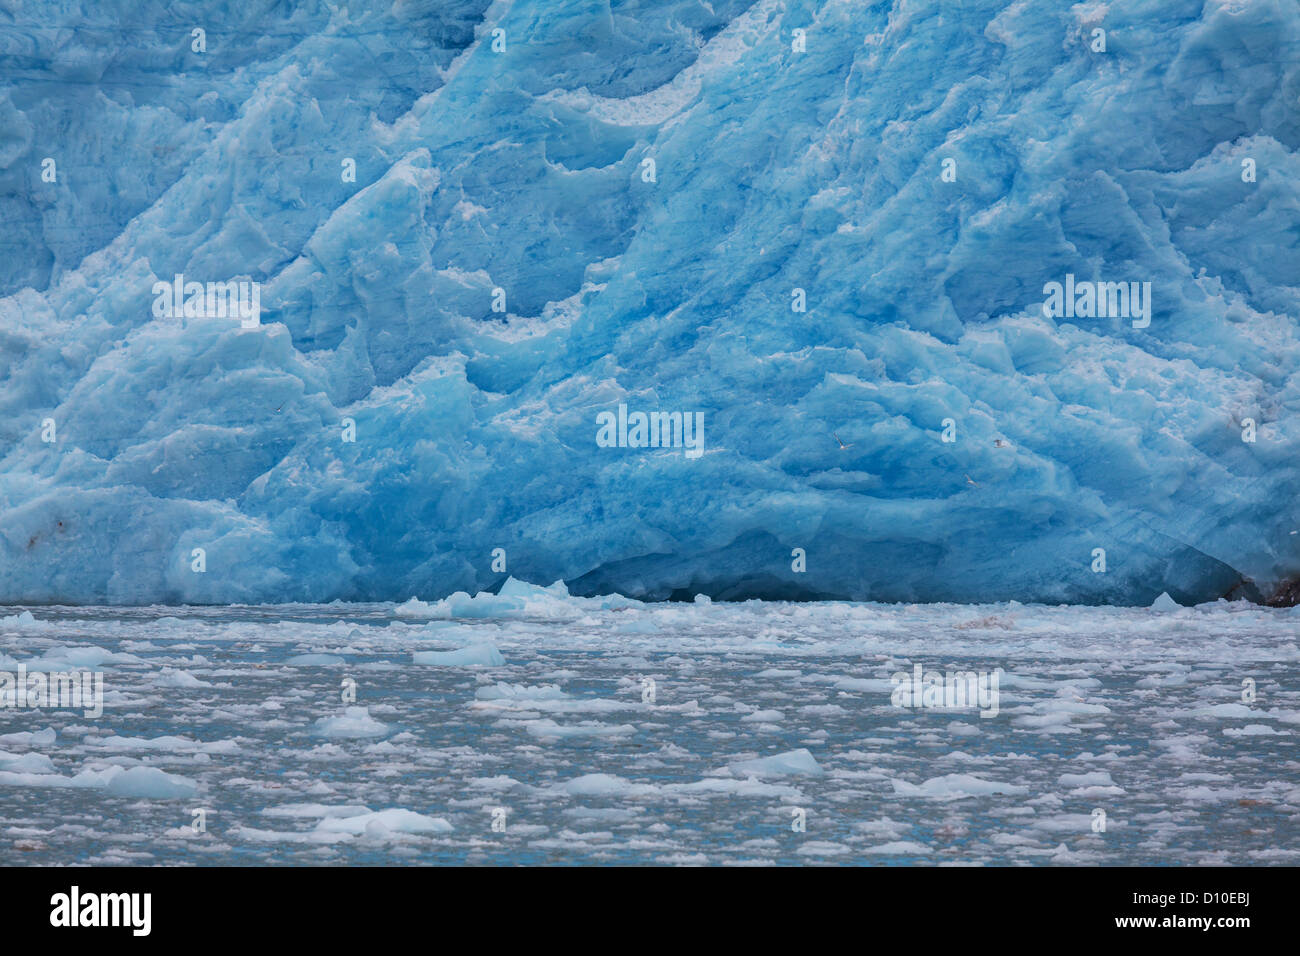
[397,577,639,621]
[1150,591,1181,611]
[728,748,825,777]
[413,643,505,666]
[104,766,199,799]
[312,706,390,739]
[314,808,452,836]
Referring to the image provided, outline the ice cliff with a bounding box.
[0,0,1298,605]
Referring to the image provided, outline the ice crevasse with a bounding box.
[0,0,1298,605]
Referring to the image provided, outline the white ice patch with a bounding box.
[727,749,825,777]
[475,682,568,701]
[1151,592,1182,612]
[104,766,198,799]
[398,577,635,622]
[1224,724,1287,736]
[152,667,212,688]
[313,808,452,835]
[891,773,1029,800]
[312,706,390,739]
[524,719,636,740]
[286,653,346,666]
[413,643,505,666]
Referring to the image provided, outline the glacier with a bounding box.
[1,0,1298,605]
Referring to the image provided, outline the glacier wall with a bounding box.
[1,0,1298,605]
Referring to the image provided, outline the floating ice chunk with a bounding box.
[727,748,825,777]
[23,646,140,669]
[557,773,657,797]
[474,682,568,701]
[262,803,371,819]
[740,709,785,723]
[499,577,567,601]
[314,808,452,835]
[0,727,56,747]
[801,704,848,716]
[0,750,56,774]
[1224,724,1287,736]
[562,773,629,796]
[1012,712,1081,733]
[153,667,212,687]
[413,643,505,666]
[891,773,1029,800]
[1037,697,1110,715]
[1030,813,1110,833]
[524,719,636,740]
[1058,770,1124,795]
[1195,703,1256,718]
[104,766,198,799]
[665,777,803,798]
[1059,771,1116,788]
[286,653,346,666]
[615,618,659,634]
[1151,592,1181,611]
[825,676,895,693]
[564,806,644,824]
[0,770,60,788]
[796,841,852,857]
[1051,843,1079,862]
[312,706,390,738]
[394,598,435,618]
[90,734,237,754]
[0,611,39,629]
[862,841,933,855]
[399,578,569,619]
[398,578,639,621]
[0,766,116,789]
[853,817,913,838]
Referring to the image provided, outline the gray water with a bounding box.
[1,598,1297,865]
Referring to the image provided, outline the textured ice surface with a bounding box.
[1,595,1297,865]
[1,0,1299,605]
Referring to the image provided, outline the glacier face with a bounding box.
[0,0,1298,605]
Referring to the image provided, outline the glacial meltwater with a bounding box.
[1,582,1296,865]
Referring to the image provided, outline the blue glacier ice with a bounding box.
[0,0,1298,605]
